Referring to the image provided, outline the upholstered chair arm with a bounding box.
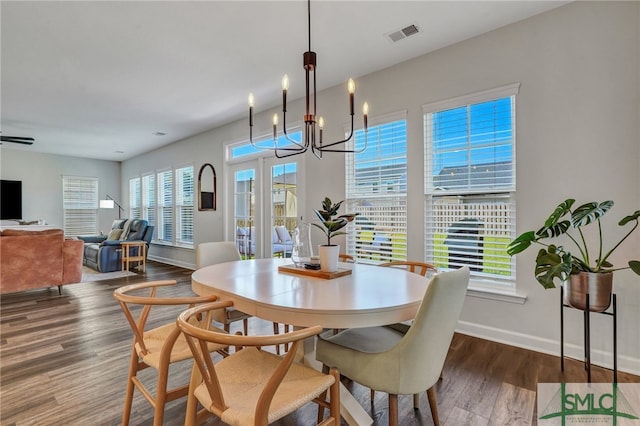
[77,234,107,244]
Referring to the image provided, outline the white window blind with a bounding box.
[142,174,156,228]
[424,84,518,284]
[175,166,194,246]
[346,114,407,263]
[129,177,141,219]
[157,170,173,243]
[62,176,98,237]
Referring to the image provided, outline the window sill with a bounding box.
[466,281,527,304]
[151,241,194,250]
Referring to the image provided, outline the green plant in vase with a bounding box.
[507,199,640,311]
[311,197,358,272]
[311,197,359,246]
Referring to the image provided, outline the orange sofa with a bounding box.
[0,228,84,294]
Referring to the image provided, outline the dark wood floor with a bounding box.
[1,261,637,426]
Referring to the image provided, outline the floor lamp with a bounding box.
[99,195,124,219]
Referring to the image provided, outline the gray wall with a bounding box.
[0,149,121,232]
[123,2,640,373]
[6,2,637,373]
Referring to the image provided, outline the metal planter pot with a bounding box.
[564,272,613,312]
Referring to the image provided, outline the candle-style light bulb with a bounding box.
[318,117,325,129]
[248,93,255,108]
[272,113,278,140]
[363,102,369,131]
[347,79,355,115]
[347,78,356,94]
[282,75,289,91]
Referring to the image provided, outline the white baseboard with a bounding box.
[147,254,195,270]
[456,320,640,376]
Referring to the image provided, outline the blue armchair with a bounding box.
[80,219,154,272]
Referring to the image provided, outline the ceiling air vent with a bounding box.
[386,24,420,43]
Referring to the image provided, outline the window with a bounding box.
[424,83,519,285]
[129,165,193,247]
[346,112,408,263]
[175,166,194,246]
[129,177,141,219]
[157,169,174,244]
[229,132,302,161]
[142,174,156,227]
[62,175,98,237]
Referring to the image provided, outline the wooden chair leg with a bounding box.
[427,386,440,426]
[273,322,281,355]
[57,285,63,295]
[122,346,139,426]
[153,361,172,426]
[317,365,331,422]
[284,324,290,352]
[242,318,249,336]
[413,393,420,408]
[329,367,340,422]
[370,389,375,402]
[388,394,398,426]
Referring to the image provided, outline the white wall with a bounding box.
[121,1,638,373]
[0,148,121,232]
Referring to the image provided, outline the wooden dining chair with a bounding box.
[379,260,437,277]
[338,253,355,263]
[197,241,290,354]
[316,267,470,426]
[196,242,252,335]
[177,301,341,426]
[113,280,229,426]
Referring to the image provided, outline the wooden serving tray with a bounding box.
[278,264,352,280]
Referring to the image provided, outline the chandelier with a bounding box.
[248,0,368,159]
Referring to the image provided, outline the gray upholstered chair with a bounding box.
[315,266,470,426]
[81,219,153,272]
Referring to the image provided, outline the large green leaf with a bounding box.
[629,260,640,275]
[536,220,570,239]
[507,231,536,255]
[571,200,614,228]
[534,245,572,289]
[619,210,640,226]
[544,199,574,228]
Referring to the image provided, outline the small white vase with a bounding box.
[318,245,340,272]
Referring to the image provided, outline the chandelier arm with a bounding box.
[313,115,354,150]
[281,109,308,149]
[275,146,308,158]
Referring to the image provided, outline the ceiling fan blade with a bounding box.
[0,136,35,145]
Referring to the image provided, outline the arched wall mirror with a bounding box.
[198,163,217,211]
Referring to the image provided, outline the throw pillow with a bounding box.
[107,229,124,240]
[275,226,292,243]
[120,219,132,240]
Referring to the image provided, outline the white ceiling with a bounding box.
[1,0,569,161]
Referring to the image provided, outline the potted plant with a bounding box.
[507,199,640,312]
[311,197,358,272]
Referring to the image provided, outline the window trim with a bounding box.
[345,110,408,263]
[423,84,520,291]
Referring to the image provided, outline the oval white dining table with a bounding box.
[191,257,430,425]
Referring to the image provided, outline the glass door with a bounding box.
[228,155,304,259]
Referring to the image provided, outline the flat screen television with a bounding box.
[1,180,22,220]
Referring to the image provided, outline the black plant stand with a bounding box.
[560,290,617,383]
